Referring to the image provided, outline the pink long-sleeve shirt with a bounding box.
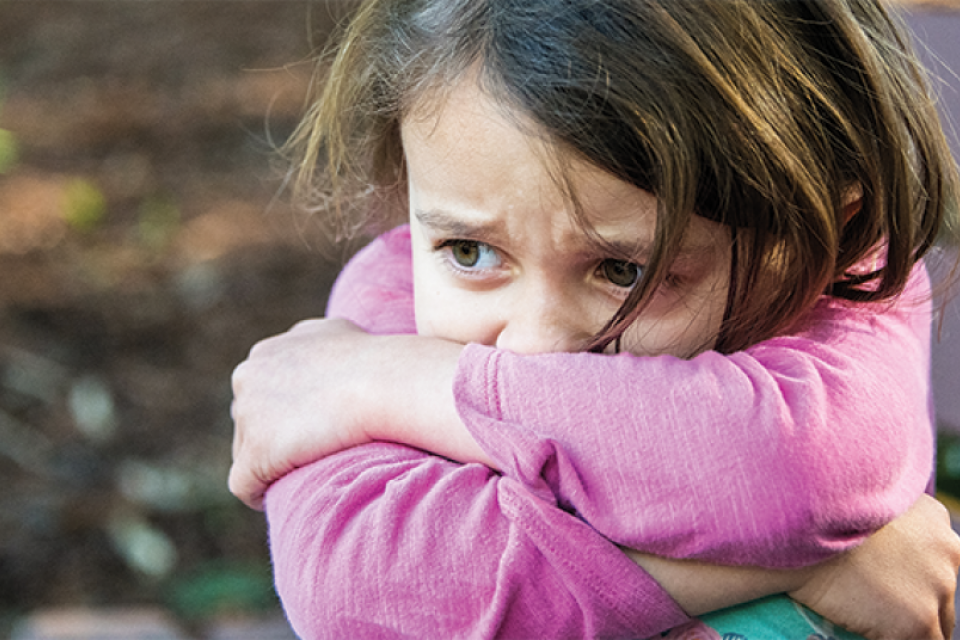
[266,225,935,639]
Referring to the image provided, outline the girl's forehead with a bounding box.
[402,76,626,189]
[402,70,530,141]
[401,77,650,223]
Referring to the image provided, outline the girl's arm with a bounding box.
[448,277,934,567]
[231,225,933,568]
[265,443,689,640]
[264,441,959,640]
[235,228,956,638]
[632,491,959,640]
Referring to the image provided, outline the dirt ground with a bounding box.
[1,0,960,637]
[0,1,356,632]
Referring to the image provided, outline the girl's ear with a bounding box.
[842,183,864,223]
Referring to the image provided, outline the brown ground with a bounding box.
[0,1,354,632]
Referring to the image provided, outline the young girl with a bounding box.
[229,0,960,637]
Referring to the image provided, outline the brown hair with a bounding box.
[287,0,959,353]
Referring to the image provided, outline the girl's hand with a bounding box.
[229,318,380,509]
[790,494,960,640]
[633,495,958,637]
[229,318,479,510]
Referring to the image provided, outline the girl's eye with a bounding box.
[444,240,501,270]
[600,259,641,289]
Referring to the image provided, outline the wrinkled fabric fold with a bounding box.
[265,225,934,638]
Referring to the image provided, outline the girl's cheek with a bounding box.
[415,286,494,345]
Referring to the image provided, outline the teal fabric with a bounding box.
[653,595,866,640]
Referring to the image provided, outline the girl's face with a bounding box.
[404,79,731,358]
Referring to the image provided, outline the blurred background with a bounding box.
[0,1,957,639]
[0,1,352,637]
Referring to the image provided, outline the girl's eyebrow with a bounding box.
[414,208,505,241]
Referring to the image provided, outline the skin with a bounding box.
[406,79,731,360]
[229,77,960,638]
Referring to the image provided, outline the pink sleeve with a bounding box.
[322,225,933,572]
[265,444,688,640]
[455,267,935,568]
[324,226,417,335]
[267,226,687,638]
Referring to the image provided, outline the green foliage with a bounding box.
[138,195,181,249]
[0,128,17,174]
[936,430,960,500]
[0,73,17,174]
[62,178,108,232]
[164,561,277,621]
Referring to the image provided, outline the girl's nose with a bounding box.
[493,288,589,354]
